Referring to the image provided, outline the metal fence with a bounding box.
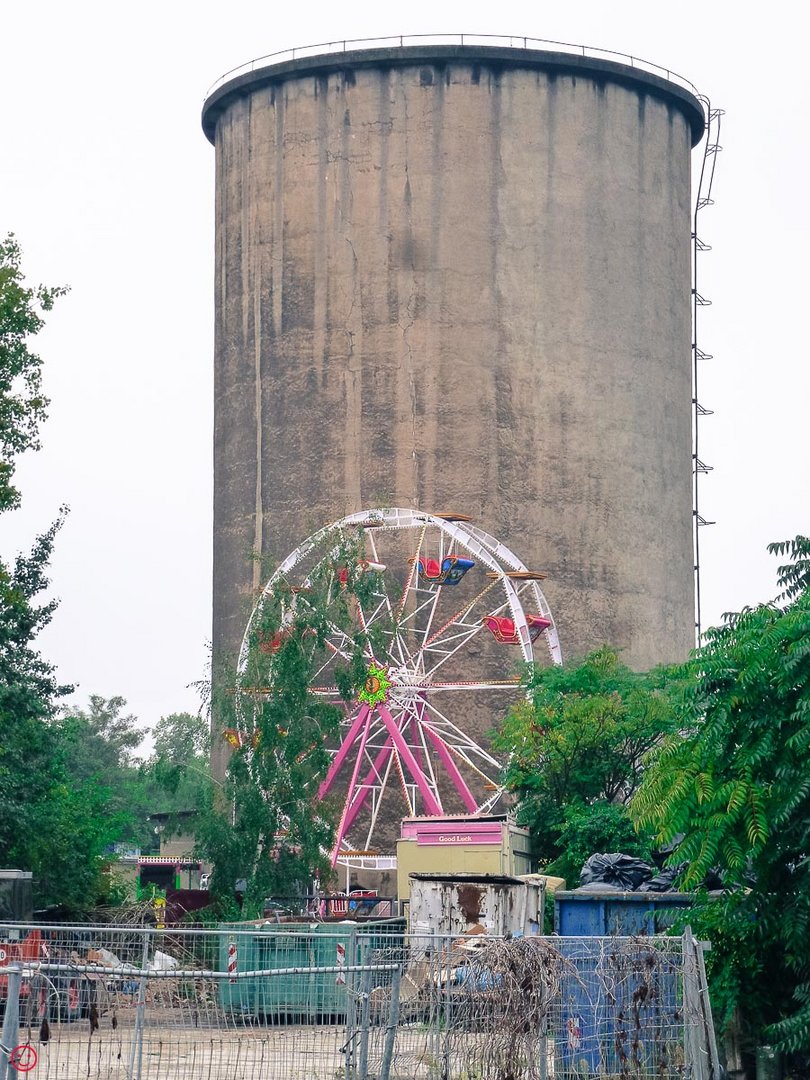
[0,923,718,1080]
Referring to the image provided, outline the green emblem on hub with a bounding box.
[358,663,391,706]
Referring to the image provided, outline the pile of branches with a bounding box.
[446,937,570,1080]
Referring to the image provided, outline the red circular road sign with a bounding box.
[10,1045,38,1072]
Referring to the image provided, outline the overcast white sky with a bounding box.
[1,1,807,743]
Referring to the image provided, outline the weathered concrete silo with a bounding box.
[202,41,705,756]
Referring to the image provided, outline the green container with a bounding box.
[218,919,404,1020]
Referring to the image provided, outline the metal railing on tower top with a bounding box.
[204,33,702,101]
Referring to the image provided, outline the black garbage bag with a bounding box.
[575,881,623,892]
[651,836,685,869]
[638,865,686,892]
[703,867,724,891]
[579,853,654,890]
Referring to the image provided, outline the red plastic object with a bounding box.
[483,614,551,644]
[10,1046,37,1073]
[418,557,443,580]
[526,614,553,641]
[257,630,284,654]
[482,616,519,643]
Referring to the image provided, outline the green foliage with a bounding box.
[197,533,377,916]
[146,711,211,807]
[492,647,681,883]
[58,695,155,846]
[552,799,653,887]
[0,520,126,912]
[0,239,111,913]
[632,537,810,1058]
[152,710,210,762]
[0,233,67,512]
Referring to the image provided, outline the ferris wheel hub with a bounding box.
[357,662,391,706]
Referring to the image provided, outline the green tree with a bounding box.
[197,535,375,916]
[152,710,210,763]
[632,537,810,1064]
[61,694,145,780]
[492,647,682,884]
[0,233,67,511]
[146,711,212,818]
[0,534,128,910]
[58,695,155,843]
[0,237,115,912]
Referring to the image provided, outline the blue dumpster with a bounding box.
[554,890,693,935]
[555,892,692,1074]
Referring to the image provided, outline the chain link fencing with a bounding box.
[0,922,718,1080]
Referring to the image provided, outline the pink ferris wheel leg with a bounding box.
[377,704,442,815]
[318,703,371,800]
[330,709,374,865]
[424,725,479,813]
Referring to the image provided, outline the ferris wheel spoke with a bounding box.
[310,644,343,685]
[360,746,397,850]
[318,703,370,799]
[420,622,487,681]
[420,697,503,771]
[323,635,356,665]
[384,697,440,796]
[395,522,428,624]
[347,739,394,825]
[420,679,522,691]
[377,702,442,815]
[412,578,500,663]
[390,747,416,817]
[412,702,441,795]
[364,530,434,668]
[352,594,381,665]
[363,564,419,667]
[391,587,441,663]
[330,705,374,862]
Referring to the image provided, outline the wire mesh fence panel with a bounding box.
[0,924,714,1080]
[0,923,366,1080]
[361,935,702,1080]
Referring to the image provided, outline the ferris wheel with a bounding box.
[237,508,562,863]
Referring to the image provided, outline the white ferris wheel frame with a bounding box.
[236,508,562,863]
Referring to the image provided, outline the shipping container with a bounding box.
[408,873,544,937]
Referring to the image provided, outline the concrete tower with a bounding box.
[202,43,705,768]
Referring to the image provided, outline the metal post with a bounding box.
[127,931,151,1080]
[0,966,22,1080]
[357,941,372,1080]
[683,928,709,1080]
[441,936,451,1079]
[379,962,401,1080]
[696,939,721,1080]
[344,930,358,1080]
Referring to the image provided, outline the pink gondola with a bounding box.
[482,614,552,644]
[337,559,387,587]
[257,629,285,654]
